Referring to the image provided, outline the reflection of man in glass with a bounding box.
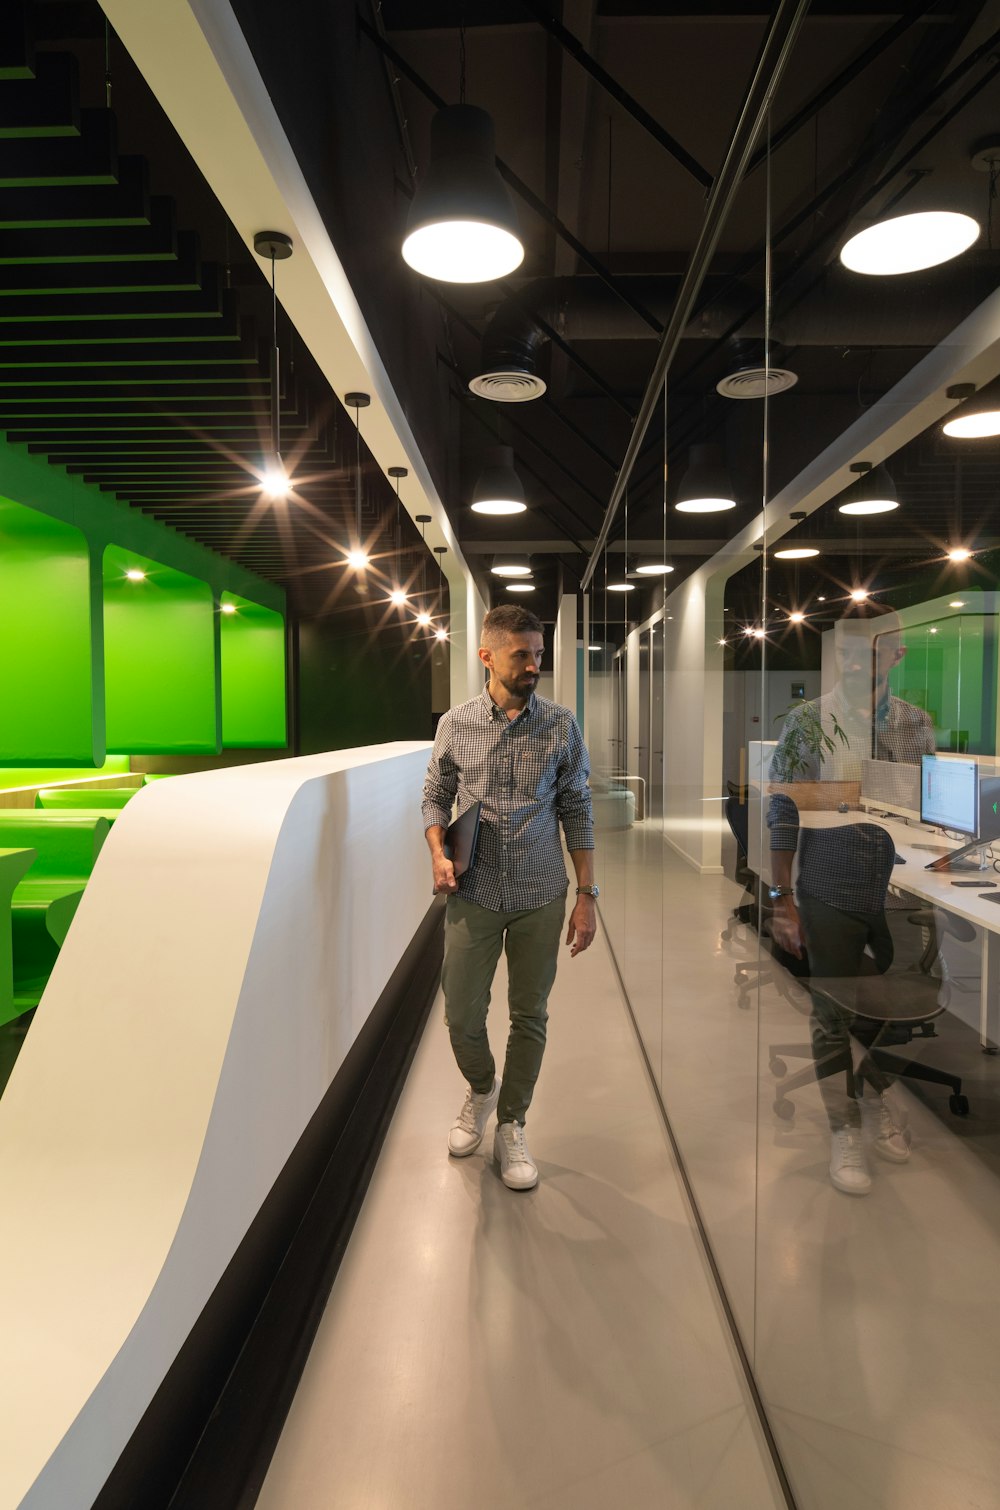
[767,611,935,1196]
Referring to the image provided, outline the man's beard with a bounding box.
[497,671,538,698]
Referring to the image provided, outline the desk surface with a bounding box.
[795,809,1000,935]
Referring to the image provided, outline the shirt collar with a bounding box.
[480,685,536,722]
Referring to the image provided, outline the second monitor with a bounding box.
[920,755,978,837]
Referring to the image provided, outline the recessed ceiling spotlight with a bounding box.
[506,582,536,593]
[948,546,972,562]
[588,644,601,651]
[950,600,967,608]
[817,595,827,602]
[125,568,145,582]
[221,602,237,615]
[416,611,432,627]
[840,211,979,276]
[390,589,408,606]
[435,627,449,640]
[752,627,766,639]
[850,588,870,602]
[261,464,291,500]
[929,627,939,634]
[634,562,675,575]
[788,610,806,623]
[347,548,370,569]
[774,547,820,560]
[717,638,727,647]
[607,583,635,593]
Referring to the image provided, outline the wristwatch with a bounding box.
[576,884,600,898]
[767,885,794,901]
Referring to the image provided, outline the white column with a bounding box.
[553,594,578,714]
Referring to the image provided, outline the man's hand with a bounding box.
[432,854,458,895]
[566,895,597,956]
[768,896,804,959]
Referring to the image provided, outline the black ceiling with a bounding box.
[2,0,999,630]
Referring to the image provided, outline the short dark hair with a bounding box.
[481,603,544,648]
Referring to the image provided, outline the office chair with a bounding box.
[721,786,757,943]
[769,822,972,1121]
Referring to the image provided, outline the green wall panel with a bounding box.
[220,593,287,749]
[103,545,221,754]
[0,497,102,766]
[0,756,130,792]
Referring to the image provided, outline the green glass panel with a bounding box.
[103,544,220,754]
[220,592,287,749]
[0,496,100,764]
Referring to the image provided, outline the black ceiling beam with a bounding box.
[0,300,244,345]
[0,0,34,80]
[357,16,663,335]
[0,364,263,386]
[0,106,117,185]
[745,2,931,175]
[518,0,712,190]
[0,194,177,263]
[0,271,226,322]
[674,27,1000,413]
[0,154,151,228]
[0,52,78,137]
[583,0,810,588]
[0,240,202,292]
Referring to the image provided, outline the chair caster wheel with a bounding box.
[769,1057,787,1078]
[773,1098,794,1120]
[949,1094,970,1117]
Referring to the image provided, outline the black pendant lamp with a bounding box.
[674,444,737,514]
[253,231,294,498]
[471,445,526,515]
[345,392,371,568]
[838,460,898,516]
[388,466,409,605]
[402,105,524,284]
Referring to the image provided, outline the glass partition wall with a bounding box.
[586,21,1000,1506]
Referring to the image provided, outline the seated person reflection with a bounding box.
[767,612,935,1196]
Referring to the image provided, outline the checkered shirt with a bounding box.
[422,686,594,912]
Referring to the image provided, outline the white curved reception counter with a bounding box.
[0,742,433,1510]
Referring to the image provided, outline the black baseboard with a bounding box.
[92,897,444,1510]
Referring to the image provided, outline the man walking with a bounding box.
[422,604,597,1191]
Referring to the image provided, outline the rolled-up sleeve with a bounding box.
[556,714,594,851]
[421,714,458,831]
[768,790,800,852]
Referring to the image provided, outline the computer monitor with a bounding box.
[979,776,1000,842]
[860,758,921,822]
[920,755,978,836]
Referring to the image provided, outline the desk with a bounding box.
[748,800,1000,1051]
[0,847,37,1027]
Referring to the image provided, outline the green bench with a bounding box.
[0,814,111,1015]
[35,787,137,810]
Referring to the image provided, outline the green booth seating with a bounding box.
[36,787,137,811]
[0,813,111,1015]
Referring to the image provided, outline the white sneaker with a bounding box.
[861,1093,911,1163]
[494,1120,538,1190]
[829,1125,872,1195]
[448,1077,500,1157]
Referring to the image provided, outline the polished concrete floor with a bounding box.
[258,913,785,1510]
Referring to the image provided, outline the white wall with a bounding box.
[0,744,433,1509]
